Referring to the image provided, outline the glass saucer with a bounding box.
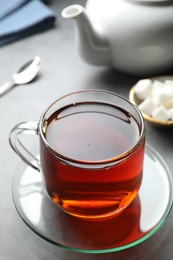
[12,144,173,254]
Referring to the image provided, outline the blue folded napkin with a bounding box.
[0,0,56,46]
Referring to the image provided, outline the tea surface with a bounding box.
[45,103,140,162]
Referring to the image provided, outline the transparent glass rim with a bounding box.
[39,89,145,166]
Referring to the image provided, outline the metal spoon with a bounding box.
[0,56,41,97]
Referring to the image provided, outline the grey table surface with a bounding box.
[1,0,173,259]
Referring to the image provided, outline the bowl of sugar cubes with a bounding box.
[129,76,173,127]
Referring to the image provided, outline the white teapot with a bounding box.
[62,0,173,75]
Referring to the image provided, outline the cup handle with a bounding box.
[9,122,40,171]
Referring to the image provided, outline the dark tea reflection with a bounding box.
[40,192,149,251]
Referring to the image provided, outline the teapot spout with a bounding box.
[62,5,112,66]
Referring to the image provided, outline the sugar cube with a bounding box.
[151,83,173,107]
[151,87,173,108]
[164,86,173,108]
[138,97,157,116]
[133,78,173,121]
[152,80,164,89]
[165,80,173,87]
[152,105,169,121]
[134,79,152,100]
